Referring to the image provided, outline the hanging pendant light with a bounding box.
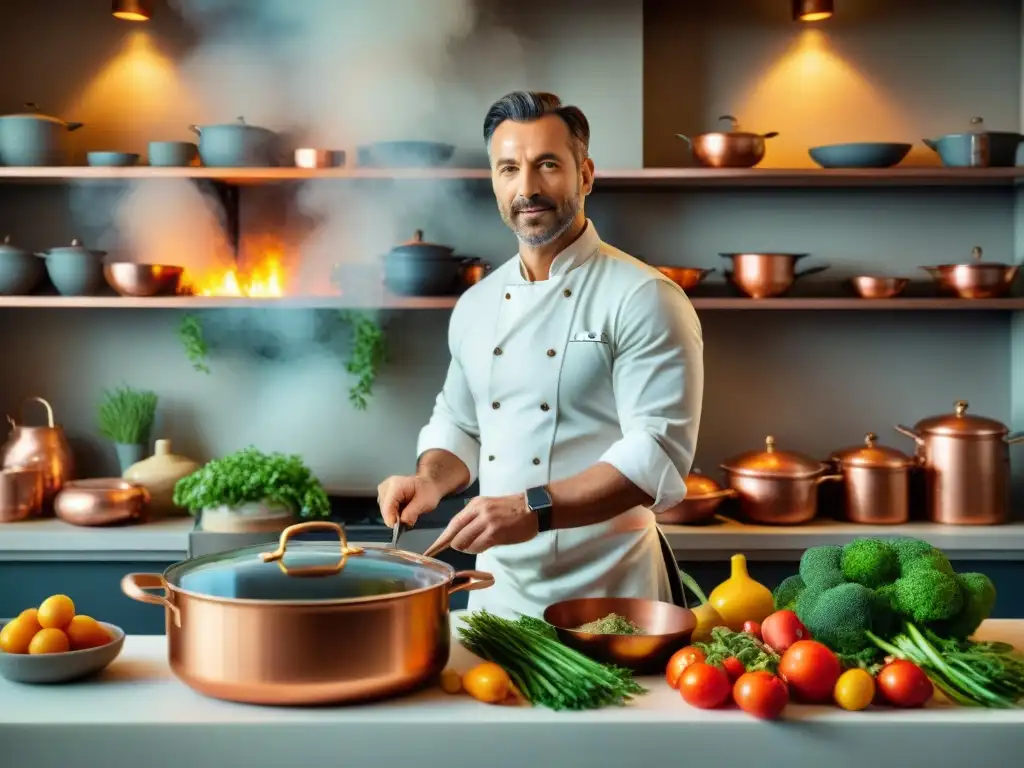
[792,0,833,22]
[112,0,153,21]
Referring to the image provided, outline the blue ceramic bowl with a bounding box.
[359,141,455,168]
[87,152,140,167]
[808,142,912,169]
[0,620,125,684]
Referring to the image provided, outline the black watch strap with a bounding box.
[525,486,554,533]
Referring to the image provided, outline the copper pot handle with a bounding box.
[19,396,55,428]
[259,520,364,578]
[815,474,843,485]
[448,570,494,595]
[687,488,738,502]
[121,573,181,627]
[894,424,925,446]
[1006,433,1024,445]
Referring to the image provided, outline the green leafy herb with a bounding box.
[172,447,330,518]
[96,386,158,444]
[178,313,210,373]
[695,626,781,674]
[338,311,388,410]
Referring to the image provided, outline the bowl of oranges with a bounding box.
[0,594,124,684]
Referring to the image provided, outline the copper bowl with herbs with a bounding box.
[543,597,696,674]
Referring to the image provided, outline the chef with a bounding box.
[378,90,704,619]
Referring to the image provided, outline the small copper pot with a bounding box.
[921,246,1019,299]
[659,470,736,524]
[461,258,492,286]
[0,467,44,522]
[54,478,150,526]
[654,266,715,292]
[122,521,494,705]
[830,433,914,525]
[848,276,909,299]
[0,396,75,512]
[676,115,779,168]
[721,436,841,525]
[720,253,829,299]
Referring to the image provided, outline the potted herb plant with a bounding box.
[97,385,159,473]
[172,447,331,533]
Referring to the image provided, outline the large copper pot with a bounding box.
[895,400,1024,525]
[676,115,778,168]
[830,433,914,525]
[1,396,75,512]
[659,470,736,524]
[122,521,493,705]
[921,246,1019,299]
[721,436,841,525]
[719,253,829,299]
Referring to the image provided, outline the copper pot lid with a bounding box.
[927,246,1013,270]
[912,399,1009,438]
[721,435,826,479]
[164,523,457,604]
[832,432,913,469]
[698,114,778,140]
[684,470,723,497]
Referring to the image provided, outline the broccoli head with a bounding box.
[840,538,899,588]
[935,572,997,640]
[773,574,805,611]
[798,545,845,589]
[891,568,963,622]
[888,537,954,576]
[800,582,889,655]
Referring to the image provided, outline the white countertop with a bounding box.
[4,516,1024,562]
[1,617,1022,768]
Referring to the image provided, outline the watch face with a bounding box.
[527,486,551,510]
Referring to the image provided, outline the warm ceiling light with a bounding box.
[112,0,153,21]
[793,0,833,22]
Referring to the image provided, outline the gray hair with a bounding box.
[482,91,590,166]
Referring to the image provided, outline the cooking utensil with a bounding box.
[87,152,139,167]
[121,520,494,705]
[53,479,150,527]
[921,246,1019,299]
[390,521,406,549]
[719,253,829,299]
[0,467,44,523]
[923,117,1024,168]
[104,263,184,297]
[0,619,124,683]
[659,470,736,525]
[359,141,455,168]
[461,258,492,287]
[721,436,841,525]
[676,115,778,169]
[0,235,44,295]
[542,597,696,675]
[0,103,84,166]
[847,276,909,299]
[189,117,280,168]
[37,238,106,296]
[294,148,345,169]
[654,266,716,292]
[148,141,199,167]
[384,231,464,296]
[390,230,456,260]
[895,400,1024,525]
[809,142,912,169]
[1,397,75,511]
[830,433,914,525]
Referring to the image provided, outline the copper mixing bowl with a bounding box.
[104,263,184,297]
[543,597,696,674]
[848,276,909,299]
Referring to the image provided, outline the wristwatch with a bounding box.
[525,486,554,533]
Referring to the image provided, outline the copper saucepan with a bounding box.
[720,253,829,299]
[122,520,494,705]
[921,246,1019,299]
[677,115,779,168]
[654,266,716,292]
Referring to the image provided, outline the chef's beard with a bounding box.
[501,192,581,247]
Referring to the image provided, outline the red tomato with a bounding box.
[665,645,706,689]
[733,670,789,720]
[721,656,746,683]
[678,662,733,709]
[760,610,810,654]
[778,640,842,703]
[742,620,763,640]
[876,660,933,708]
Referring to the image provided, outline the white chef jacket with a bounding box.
[416,220,704,619]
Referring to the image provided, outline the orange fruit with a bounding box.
[17,608,42,634]
[461,662,511,704]
[37,594,75,630]
[0,617,39,654]
[28,627,70,655]
[66,615,111,651]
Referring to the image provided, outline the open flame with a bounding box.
[181,248,286,298]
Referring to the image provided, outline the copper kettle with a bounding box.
[1,396,75,512]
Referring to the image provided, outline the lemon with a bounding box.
[834,667,875,711]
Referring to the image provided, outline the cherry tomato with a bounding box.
[721,656,746,683]
[678,662,733,709]
[665,645,706,689]
[733,670,789,720]
[876,660,933,708]
[742,620,763,640]
[778,640,842,703]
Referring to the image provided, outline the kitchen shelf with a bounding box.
[0,166,1023,187]
[1,296,1023,311]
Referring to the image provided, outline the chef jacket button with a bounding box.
[492,401,500,410]
[532,458,541,466]
[488,455,495,461]
[505,292,511,300]
[546,348,556,357]
[563,288,572,298]
[493,346,502,356]
[540,403,550,412]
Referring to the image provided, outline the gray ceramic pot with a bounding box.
[924,117,1024,168]
[115,442,148,473]
[0,103,83,166]
[149,141,198,167]
[189,117,279,167]
[38,239,107,296]
[0,235,44,295]
[384,254,468,296]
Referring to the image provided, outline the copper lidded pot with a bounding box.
[659,470,737,525]
[0,396,75,512]
[122,521,494,705]
[921,246,1019,299]
[676,114,779,168]
[831,432,915,525]
[721,436,841,525]
[895,400,1024,525]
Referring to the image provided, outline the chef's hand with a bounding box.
[377,474,443,528]
[428,493,538,555]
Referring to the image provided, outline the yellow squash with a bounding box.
[707,554,775,631]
